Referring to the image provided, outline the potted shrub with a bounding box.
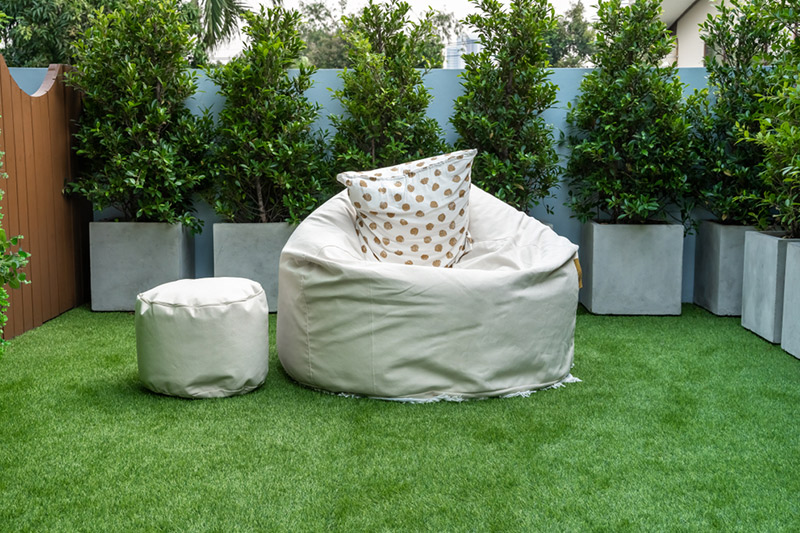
[739,13,800,345]
[451,0,560,213]
[331,0,448,171]
[206,5,331,312]
[689,0,780,316]
[67,0,210,311]
[784,244,800,358]
[564,0,694,315]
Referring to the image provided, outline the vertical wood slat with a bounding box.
[48,80,70,314]
[0,71,17,336]
[0,73,23,337]
[32,91,56,324]
[33,102,50,327]
[0,55,89,340]
[21,88,40,331]
[10,70,34,335]
[67,80,89,313]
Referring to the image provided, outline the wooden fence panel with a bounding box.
[0,55,89,340]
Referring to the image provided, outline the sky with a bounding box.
[212,0,597,61]
[270,0,589,19]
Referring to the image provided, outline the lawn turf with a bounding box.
[1,305,798,531]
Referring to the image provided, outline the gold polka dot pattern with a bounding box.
[336,149,476,267]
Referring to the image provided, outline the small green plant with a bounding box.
[206,6,331,224]
[564,0,694,224]
[687,0,784,225]
[451,0,560,212]
[0,126,30,356]
[742,6,800,238]
[331,0,448,171]
[66,0,210,231]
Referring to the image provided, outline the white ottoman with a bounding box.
[136,277,269,398]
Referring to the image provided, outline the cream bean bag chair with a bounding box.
[277,151,580,401]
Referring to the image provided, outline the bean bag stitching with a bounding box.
[291,373,579,402]
[301,268,313,383]
[139,289,265,308]
[151,382,264,398]
[315,244,364,261]
[369,279,376,396]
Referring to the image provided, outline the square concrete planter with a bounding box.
[90,222,194,311]
[741,231,800,343]
[580,221,683,315]
[213,223,295,312]
[693,220,755,316]
[781,243,800,358]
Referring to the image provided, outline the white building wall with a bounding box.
[674,0,718,67]
[444,38,483,69]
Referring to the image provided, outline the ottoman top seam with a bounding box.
[138,289,265,308]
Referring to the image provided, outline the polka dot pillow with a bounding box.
[337,149,477,267]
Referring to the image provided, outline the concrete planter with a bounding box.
[741,231,800,343]
[781,243,800,358]
[580,221,683,315]
[90,222,194,311]
[213,223,295,312]
[693,220,755,316]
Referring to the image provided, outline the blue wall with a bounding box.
[10,66,710,300]
[8,68,49,94]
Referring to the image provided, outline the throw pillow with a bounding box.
[337,149,477,267]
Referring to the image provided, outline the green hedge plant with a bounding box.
[564,0,694,224]
[742,6,800,238]
[67,0,210,231]
[451,0,560,212]
[688,0,784,225]
[0,126,30,356]
[206,6,331,224]
[331,0,448,172]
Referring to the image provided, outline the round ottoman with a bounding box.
[136,277,269,398]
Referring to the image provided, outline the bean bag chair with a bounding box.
[277,151,580,401]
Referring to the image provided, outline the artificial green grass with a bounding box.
[1,305,798,531]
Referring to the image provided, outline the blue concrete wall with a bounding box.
[9,66,709,299]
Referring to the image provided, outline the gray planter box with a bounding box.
[213,223,295,312]
[693,221,755,316]
[741,231,800,343]
[90,222,194,311]
[580,221,683,315]
[781,243,800,358]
